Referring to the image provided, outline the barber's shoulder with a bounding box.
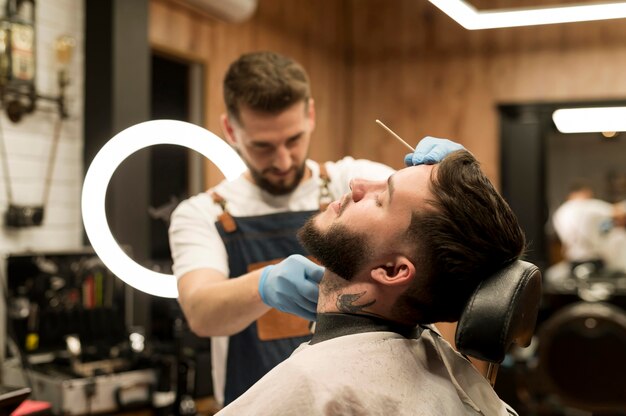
[326,156,394,184]
[178,177,250,210]
[169,193,229,235]
[172,192,216,216]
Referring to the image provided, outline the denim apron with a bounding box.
[214,167,333,405]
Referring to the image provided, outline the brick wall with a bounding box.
[0,0,84,254]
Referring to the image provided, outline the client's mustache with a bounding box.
[338,194,351,216]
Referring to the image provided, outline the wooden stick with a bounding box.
[375,119,414,151]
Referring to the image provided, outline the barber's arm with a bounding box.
[177,268,270,337]
[171,198,321,336]
[169,201,265,336]
[177,257,323,337]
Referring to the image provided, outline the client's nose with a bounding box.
[349,178,383,202]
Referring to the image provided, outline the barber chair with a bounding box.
[533,301,626,414]
[455,260,543,387]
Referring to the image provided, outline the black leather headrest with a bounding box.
[455,260,542,363]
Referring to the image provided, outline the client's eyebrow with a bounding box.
[388,175,395,204]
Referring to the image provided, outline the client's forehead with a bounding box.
[393,164,436,204]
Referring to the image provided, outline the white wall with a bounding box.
[0,0,84,254]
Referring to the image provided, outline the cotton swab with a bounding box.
[375,119,414,151]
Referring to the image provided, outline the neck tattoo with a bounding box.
[336,291,376,314]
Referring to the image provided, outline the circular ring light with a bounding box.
[81,120,246,298]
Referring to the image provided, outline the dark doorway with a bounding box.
[149,54,192,268]
[148,53,213,400]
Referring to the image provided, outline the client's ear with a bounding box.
[370,256,415,287]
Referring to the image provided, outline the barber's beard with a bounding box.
[298,217,373,281]
[247,159,307,195]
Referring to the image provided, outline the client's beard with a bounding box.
[298,216,373,280]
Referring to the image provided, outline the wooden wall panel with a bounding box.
[150,0,626,189]
[347,0,626,186]
[149,0,349,188]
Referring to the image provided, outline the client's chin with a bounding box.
[297,217,372,281]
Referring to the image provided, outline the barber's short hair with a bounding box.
[223,51,311,124]
[396,150,526,324]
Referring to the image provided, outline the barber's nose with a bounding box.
[349,178,381,202]
[273,145,292,171]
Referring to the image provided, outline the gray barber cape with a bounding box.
[216,326,517,415]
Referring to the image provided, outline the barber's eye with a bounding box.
[252,145,273,155]
[287,135,302,147]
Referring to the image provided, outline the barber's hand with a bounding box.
[259,255,324,321]
[404,136,465,167]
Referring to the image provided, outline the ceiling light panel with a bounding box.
[429,0,626,29]
[552,107,626,133]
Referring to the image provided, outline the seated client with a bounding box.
[217,148,525,415]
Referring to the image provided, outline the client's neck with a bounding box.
[317,271,407,324]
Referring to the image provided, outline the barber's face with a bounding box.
[224,100,315,195]
[300,165,435,277]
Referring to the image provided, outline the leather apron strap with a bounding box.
[211,191,237,232]
[318,162,332,211]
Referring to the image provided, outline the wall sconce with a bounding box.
[0,0,74,123]
[0,1,75,228]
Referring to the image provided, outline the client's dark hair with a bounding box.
[395,150,526,323]
[223,51,311,125]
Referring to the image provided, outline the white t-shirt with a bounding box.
[552,198,613,262]
[216,328,517,416]
[168,157,394,405]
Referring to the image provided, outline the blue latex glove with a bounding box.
[259,254,325,321]
[404,136,465,166]
[599,218,614,234]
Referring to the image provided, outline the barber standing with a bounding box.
[552,180,626,276]
[552,181,622,273]
[168,51,395,407]
[169,50,463,407]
